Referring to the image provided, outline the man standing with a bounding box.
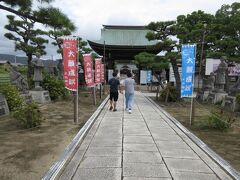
[108,72,121,111]
[123,72,135,114]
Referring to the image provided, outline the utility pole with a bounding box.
[197,23,207,92]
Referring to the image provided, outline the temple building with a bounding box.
[88,25,160,79]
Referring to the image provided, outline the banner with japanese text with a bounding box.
[181,44,196,97]
[83,54,94,87]
[101,64,104,83]
[63,38,78,91]
[95,58,102,84]
[147,70,152,83]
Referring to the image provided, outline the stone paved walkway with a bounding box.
[58,92,233,180]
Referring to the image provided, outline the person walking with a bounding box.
[123,71,135,114]
[108,72,122,111]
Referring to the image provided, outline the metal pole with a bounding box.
[92,86,96,105]
[190,95,193,125]
[190,44,197,125]
[100,84,102,99]
[74,37,79,124]
[103,40,106,94]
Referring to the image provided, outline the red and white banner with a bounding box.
[101,64,105,83]
[83,54,94,87]
[63,38,78,91]
[95,58,102,84]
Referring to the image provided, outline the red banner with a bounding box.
[63,38,78,91]
[101,64,105,83]
[95,58,102,84]
[83,54,94,87]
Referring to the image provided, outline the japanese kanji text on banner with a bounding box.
[63,38,78,91]
[95,58,102,84]
[181,44,196,97]
[83,54,95,87]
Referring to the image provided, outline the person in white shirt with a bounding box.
[123,72,135,114]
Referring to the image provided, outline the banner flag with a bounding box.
[181,44,196,97]
[101,64,105,83]
[63,38,78,91]
[83,54,94,87]
[95,58,102,84]
[147,70,152,83]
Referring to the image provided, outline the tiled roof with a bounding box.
[91,25,158,46]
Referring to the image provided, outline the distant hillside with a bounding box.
[0,54,59,67]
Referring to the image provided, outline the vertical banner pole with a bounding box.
[190,45,196,125]
[181,44,196,126]
[74,38,79,124]
[189,92,194,125]
[103,40,106,95]
[94,58,102,99]
[189,73,195,125]
[92,86,97,105]
[63,37,79,124]
[100,84,102,99]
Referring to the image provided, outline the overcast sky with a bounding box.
[0,0,237,60]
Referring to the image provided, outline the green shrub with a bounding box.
[208,110,235,130]
[160,85,179,102]
[236,93,240,104]
[42,74,70,100]
[0,84,24,111]
[0,65,8,74]
[17,66,28,76]
[13,102,43,128]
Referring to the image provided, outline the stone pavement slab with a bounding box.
[79,156,121,168]
[58,92,235,180]
[123,151,163,164]
[170,171,219,180]
[123,163,171,178]
[72,168,122,180]
[124,135,154,144]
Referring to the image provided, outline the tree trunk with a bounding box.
[170,58,181,98]
[225,69,229,92]
[153,71,165,100]
[27,53,33,81]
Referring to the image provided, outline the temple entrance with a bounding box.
[88,25,160,84]
[115,63,139,82]
[120,65,131,75]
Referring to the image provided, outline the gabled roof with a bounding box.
[102,25,146,30]
[90,25,158,46]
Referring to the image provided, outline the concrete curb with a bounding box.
[42,95,109,180]
[145,95,240,180]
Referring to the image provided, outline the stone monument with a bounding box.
[29,53,51,103]
[8,62,32,103]
[0,93,9,117]
[203,72,215,91]
[208,57,228,103]
[32,53,44,90]
[222,76,240,112]
[201,72,215,101]
[8,62,29,93]
[214,57,228,93]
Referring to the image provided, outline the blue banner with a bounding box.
[147,70,152,83]
[181,44,196,97]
